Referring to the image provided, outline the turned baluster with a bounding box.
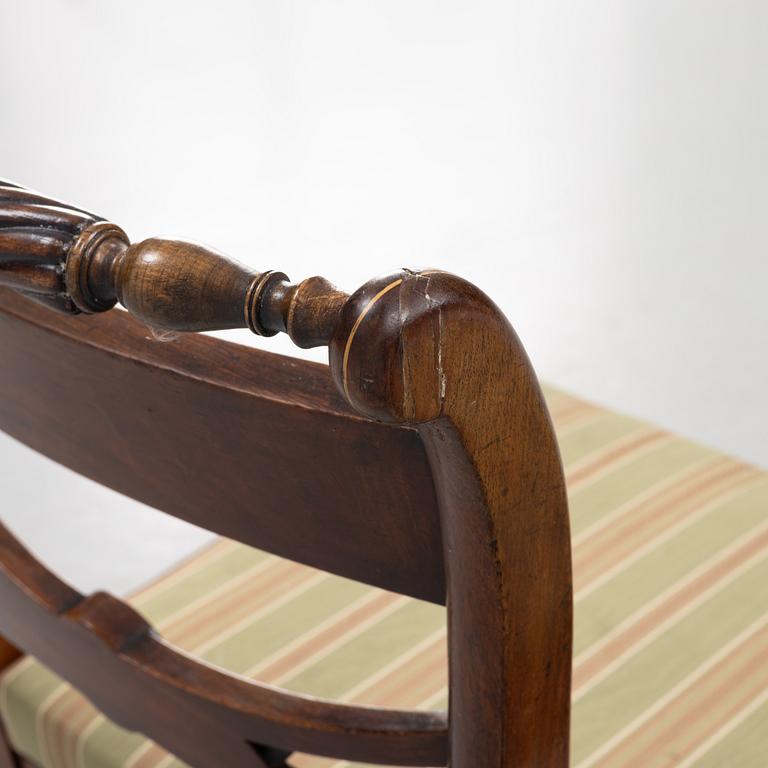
[0,179,349,349]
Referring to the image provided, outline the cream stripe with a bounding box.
[39,683,75,768]
[124,745,176,768]
[125,744,175,768]
[35,686,70,768]
[566,430,671,491]
[574,517,768,670]
[415,685,449,710]
[0,654,35,710]
[193,570,329,657]
[575,474,765,602]
[630,634,767,763]
[342,278,403,403]
[243,586,388,678]
[575,611,768,768]
[571,455,721,547]
[52,696,98,768]
[152,755,176,768]
[272,596,411,686]
[290,755,338,768]
[313,634,448,768]
[0,660,30,754]
[591,621,768,765]
[564,426,658,476]
[156,553,280,629]
[339,626,446,702]
[674,685,768,768]
[165,560,319,647]
[74,713,103,768]
[131,540,235,605]
[573,540,768,700]
[553,407,607,438]
[123,740,155,768]
[574,462,755,590]
[272,625,447,768]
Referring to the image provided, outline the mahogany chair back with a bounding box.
[0,180,572,767]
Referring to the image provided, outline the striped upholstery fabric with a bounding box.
[1,387,767,768]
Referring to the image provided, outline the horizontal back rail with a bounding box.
[0,287,444,604]
[0,520,448,766]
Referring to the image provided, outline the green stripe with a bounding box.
[691,692,768,767]
[283,599,444,700]
[558,413,644,466]
[569,439,717,534]
[0,663,60,766]
[137,544,271,624]
[572,554,768,764]
[574,478,768,654]
[81,717,149,768]
[203,574,371,673]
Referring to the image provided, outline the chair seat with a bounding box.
[2,387,767,768]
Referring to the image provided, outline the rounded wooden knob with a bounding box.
[328,270,450,423]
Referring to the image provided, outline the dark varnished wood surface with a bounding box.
[0,287,444,604]
[332,271,572,767]
[0,180,572,766]
[0,180,109,315]
[0,639,20,673]
[0,179,348,346]
[0,519,447,767]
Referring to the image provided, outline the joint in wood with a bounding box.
[65,221,129,314]
[246,270,290,336]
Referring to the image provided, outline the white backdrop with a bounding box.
[1,1,766,592]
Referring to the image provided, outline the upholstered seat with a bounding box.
[1,387,766,768]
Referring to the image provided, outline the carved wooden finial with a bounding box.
[0,180,349,349]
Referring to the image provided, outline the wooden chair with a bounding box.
[0,180,572,767]
[3,180,767,768]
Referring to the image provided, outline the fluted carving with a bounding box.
[0,180,110,313]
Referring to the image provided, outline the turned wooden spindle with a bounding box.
[0,180,348,349]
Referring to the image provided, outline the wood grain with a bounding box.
[0,519,447,766]
[0,287,444,604]
[332,271,572,767]
[0,181,572,766]
[0,638,20,673]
